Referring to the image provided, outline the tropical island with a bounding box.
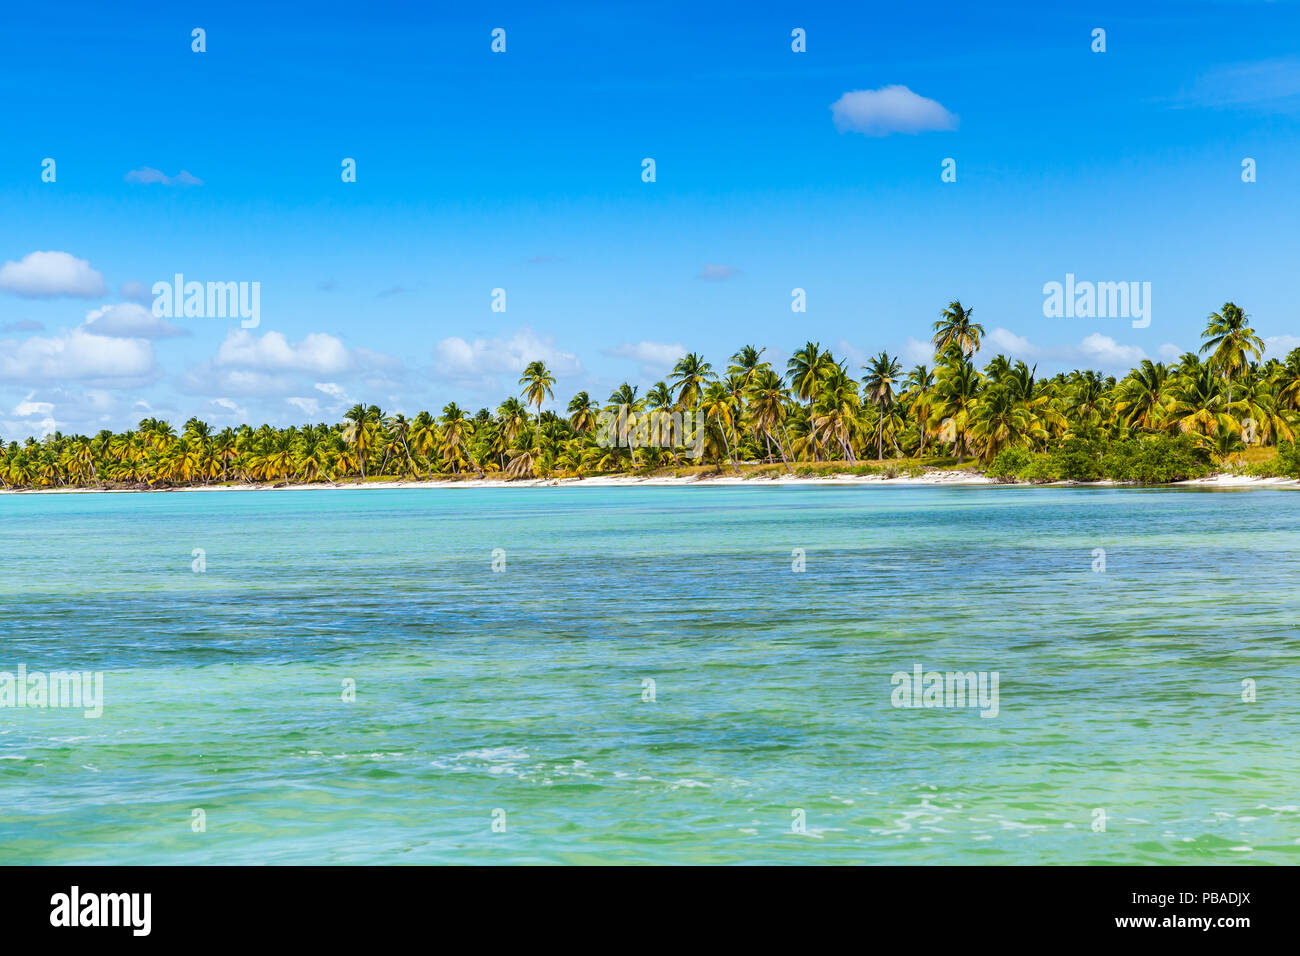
[3,301,1299,491]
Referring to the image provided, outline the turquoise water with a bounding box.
[1,484,1298,864]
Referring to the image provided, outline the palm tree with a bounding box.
[669,352,715,409]
[970,385,1042,462]
[747,367,793,470]
[902,365,935,458]
[1200,302,1264,406]
[700,381,741,474]
[787,342,836,460]
[1115,360,1169,430]
[341,404,381,478]
[862,352,903,460]
[439,403,481,475]
[931,301,985,357]
[518,360,556,427]
[929,351,981,461]
[566,392,599,435]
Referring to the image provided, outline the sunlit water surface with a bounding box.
[1,484,1297,864]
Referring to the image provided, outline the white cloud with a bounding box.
[83,302,186,340]
[13,397,54,417]
[901,336,935,365]
[124,167,203,186]
[1157,343,1183,361]
[1077,333,1145,367]
[831,85,958,136]
[984,328,1033,354]
[980,327,1147,371]
[1264,334,1300,358]
[0,387,125,438]
[215,329,354,375]
[205,397,249,422]
[0,327,157,384]
[602,340,686,370]
[314,382,348,400]
[287,396,321,417]
[0,251,107,299]
[434,327,582,385]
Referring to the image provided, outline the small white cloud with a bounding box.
[981,327,1147,371]
[697,264,740,281]
[206,397,249,421]
[434,327,581,384]
[83,302,186,340]
[215,329,354,375]
[124,167,204,186]
[602,340,686,370]
[831,85,958,137]
[314,382,349,400]
[1077,333,1145,367]
[287,396,321,417]
[901,337,935,365]
[13,397,54,417]
[0,251,107,299]
[1264,334,1300,358]
[984,328,1033,355]
[1157,343,1182,361]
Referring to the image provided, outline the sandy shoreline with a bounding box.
[2,470,1296,494]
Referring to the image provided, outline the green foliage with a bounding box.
[1275,441,1300,478]
[986,434,1212,484]
[986,447,1034,481]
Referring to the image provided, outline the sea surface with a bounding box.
[1,484,1297,864]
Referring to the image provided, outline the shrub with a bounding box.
[1276,441,1300,478]
[986,447,1034,481]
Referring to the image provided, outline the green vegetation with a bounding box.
[2,300,1297,489]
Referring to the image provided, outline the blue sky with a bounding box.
[2,0,1299,436]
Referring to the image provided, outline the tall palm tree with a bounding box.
[787,342,836,460]
[518,360,556,427]
[1200,302,1264,406]
[931,301,985,357]
[862,351,903,460]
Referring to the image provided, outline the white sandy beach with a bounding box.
[3,470,1297,494]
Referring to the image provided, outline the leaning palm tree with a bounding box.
[747,367,794,470]
[862,351,903,460]
[518,360,556,427]
[1200,302,1263,406]
[931,300,985,357]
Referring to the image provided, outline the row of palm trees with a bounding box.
[2,301,1296,489]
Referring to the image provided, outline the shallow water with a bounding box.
[1,484,1297,864]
